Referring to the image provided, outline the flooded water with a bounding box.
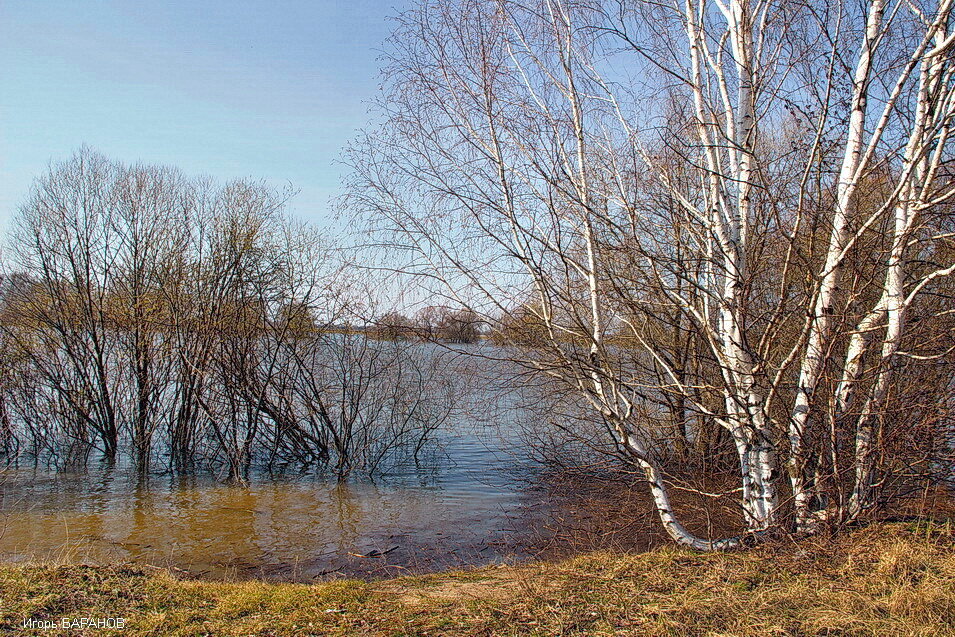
[0,346,706,581]
[0,405,550,581]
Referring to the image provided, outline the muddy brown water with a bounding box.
[0,460,743,582]
[0,346,577,581]
[0,428,560,581]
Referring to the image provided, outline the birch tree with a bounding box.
[349,0,955,546]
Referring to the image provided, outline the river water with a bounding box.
[0,422,556,581]
[0,348,569,581]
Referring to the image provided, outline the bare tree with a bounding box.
[1,149,455,481]
[349,0,955,547]
[374,311,417,340]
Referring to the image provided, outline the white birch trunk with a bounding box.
[789,0,886,530]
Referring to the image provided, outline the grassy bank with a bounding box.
[1,523,952,636]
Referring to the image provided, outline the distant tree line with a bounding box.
[373,307,483,343]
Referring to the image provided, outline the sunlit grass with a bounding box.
[1,522,952,636]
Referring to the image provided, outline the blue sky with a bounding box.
[0,0,406,233]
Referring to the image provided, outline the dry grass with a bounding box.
[1,522,952,636]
